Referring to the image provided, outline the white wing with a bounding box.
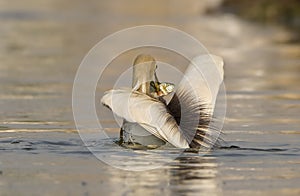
[178,54,224,114]
[101,89,189,148]
[167,54,224,148]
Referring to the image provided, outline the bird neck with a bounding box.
[132,54,157,95]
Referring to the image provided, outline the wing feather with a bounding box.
[167,54,224,148]
[101,89,189,148]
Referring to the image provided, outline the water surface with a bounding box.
[0,0,300,195]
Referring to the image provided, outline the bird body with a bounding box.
[101,54,224,149]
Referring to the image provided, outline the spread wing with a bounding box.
[101,89,189,148]
[167,54,224,148]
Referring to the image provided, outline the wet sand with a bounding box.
[1,0,300,195]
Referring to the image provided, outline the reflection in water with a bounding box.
[104,150,220,195]
[169,155,221,195]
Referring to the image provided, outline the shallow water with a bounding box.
[1,0,300,195]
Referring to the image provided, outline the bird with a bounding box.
[101,54,224,149]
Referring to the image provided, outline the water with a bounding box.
[0,0,300,195]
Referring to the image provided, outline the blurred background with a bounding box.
[0,0,300,195]
[1,0,299,124]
